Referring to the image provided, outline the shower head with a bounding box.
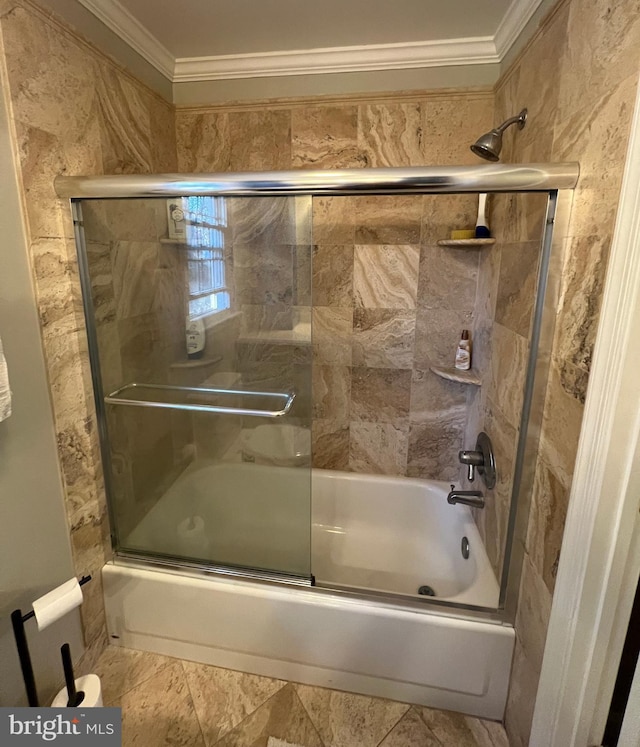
[470,109,528,162]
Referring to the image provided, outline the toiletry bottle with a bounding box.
[475,193,491,238]
[186,317,205,359]
[455,330,472,370]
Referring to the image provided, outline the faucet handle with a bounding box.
[458,449,484,482]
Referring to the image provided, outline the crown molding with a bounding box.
[494,0,545,57]
[76,0,175,79]
[172,38,498,83]
[77,0,546,84]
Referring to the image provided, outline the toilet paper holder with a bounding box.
[11,575,91,707]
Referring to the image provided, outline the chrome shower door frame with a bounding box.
[64,163,578,621]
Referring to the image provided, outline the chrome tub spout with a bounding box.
[447,488,485,509]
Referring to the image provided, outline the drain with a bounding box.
[418,585,436,597]
[461,536,470,560]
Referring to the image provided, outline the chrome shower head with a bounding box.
[470,108,528,162]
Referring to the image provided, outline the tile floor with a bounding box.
[94,645,510,746]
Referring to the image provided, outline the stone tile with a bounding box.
[113,662,205,747]
[407,418,464,482]
[351,368,411,424]
[515,552,553,677]
[182,661,286,746]
[539,359,585,486]
[417,244,479,312]
[421,194,478,245]
[292,105,364,169]
[413,307,473,370]
[495,241,540,338]
[311,197,356,244]
[111,241,159,319]
[231,197,300,247]
[465,717,511,747]
[554,70,637,196]
[96,63,152,174]
[556,234,608,373]
[423,95,494,165]
[295,244,312,305]
[418,706,509,747]
[479,401,518,576]
[215,684,323,747]
[352,309,415,369]
[30,238,82,331]
[313,365,351,425]
[14,122,89,240]
[296,684,409,747]
[83,198,160,243]
[492,193,548,245]
[555,0,640,126]
[526,454,570,595]
[354,196,422,244]
[313,307,352,366]
[2,4,98,141]
[487,323,529,430]
[472,244,501,376]
[312,419,350,470]
[176,111,232,171]
[504,637,539,747]
[353,245,420,310]
[96,645,176,704]
[349,421,409,476]
[149,95,178,172]
[228,110,292,171]
[312,245,354,307]
[358,103,423,167]
[409,369,467,425]
[378,707,440,746]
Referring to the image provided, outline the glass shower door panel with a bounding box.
[79,195,312,578]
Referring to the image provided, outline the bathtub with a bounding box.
[103,463,515,719]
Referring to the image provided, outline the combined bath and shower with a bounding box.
[470,108,528,161]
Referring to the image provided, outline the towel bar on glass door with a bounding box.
[104,382,295,417]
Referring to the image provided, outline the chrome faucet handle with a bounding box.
[458,449,484,482]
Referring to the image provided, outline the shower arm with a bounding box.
[494,111,528,134]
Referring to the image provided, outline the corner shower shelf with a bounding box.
[430,366,481,386]
[104,382,295,417]
[437,238,495,248]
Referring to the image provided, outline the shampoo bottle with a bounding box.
[455,330,472,371]
[186,317,205,359]
[475,193,490,238]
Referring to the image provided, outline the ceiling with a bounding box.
[76,0,543,83]
[116,0,510,58]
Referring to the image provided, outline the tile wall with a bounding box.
[176,94,495,480]
[0,0,178,670]
[489,0,640,743]
[2,0,638,735]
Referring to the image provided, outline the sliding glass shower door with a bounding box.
[76,195,312,579]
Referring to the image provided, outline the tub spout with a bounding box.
[447,488,485,509]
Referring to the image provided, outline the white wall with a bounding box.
[0,50,84,706]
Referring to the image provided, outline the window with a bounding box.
[183,196,230,319]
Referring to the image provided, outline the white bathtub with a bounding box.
[103,463,514,719]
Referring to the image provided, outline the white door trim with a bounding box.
[530,73,640,746]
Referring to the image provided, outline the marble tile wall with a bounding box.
[0,0,177,670]
[176,93,494,480]
[490,0,640,744]
[463,201,545,579]
[81,199,196,540]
